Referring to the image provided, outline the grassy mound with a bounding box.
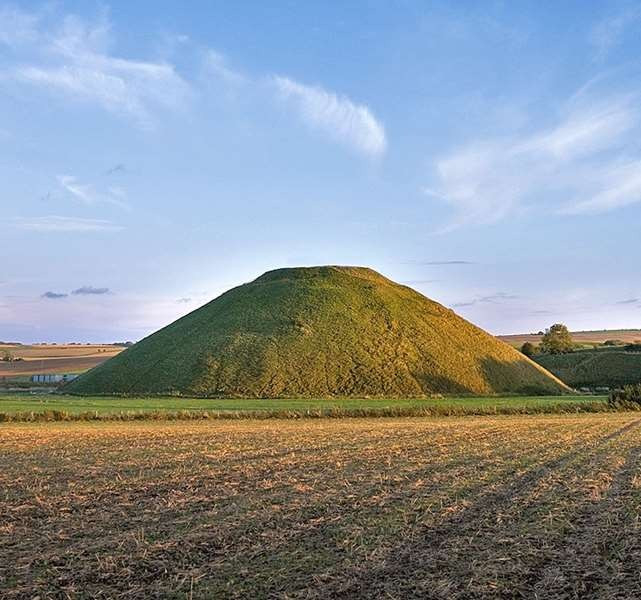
[66,266,568,397]
[536,348,641,388]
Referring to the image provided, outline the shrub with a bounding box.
[604,339,624,346]
[520,342,537,357]
[608,385,641,409]
[625,343,641,352]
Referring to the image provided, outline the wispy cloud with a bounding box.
[204,50,246,85]
[590,7,641,60]
[57,174,130,211]
[429,83,641,228]
[72,286,110,295]
[272,76,386,157]
[12,215,123,232]
[453,292,518,308]
[404,260,475,266]
[176,297,192,303]
[616,298,639,305]
[8,11,190,128]
[41,291,68,299]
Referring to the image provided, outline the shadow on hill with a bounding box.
[479,356,567,395]
[413,372,476,395]
[413,356,565,396]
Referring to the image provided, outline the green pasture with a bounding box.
[0,393,607,420]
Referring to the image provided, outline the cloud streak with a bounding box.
[272,76,386,157]
[72,286,110,295]
[57,174,130,211]
[590,7,641,60]
[404,260,475,266]
[9,11,190,128]
[12,216,123,232]
[429,82,641,228]
[453,292,518,308]
[42,291,68,299]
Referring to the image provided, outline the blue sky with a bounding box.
[3,1,641,342]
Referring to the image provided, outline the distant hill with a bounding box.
[67,266,568,397]
[535,348,641,389]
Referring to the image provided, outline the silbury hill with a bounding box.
[66,266,569,397]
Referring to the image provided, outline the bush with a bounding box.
[608,385,641,409]
[625,343,641,352]
[520,342,537,357]
[604,339,624,346]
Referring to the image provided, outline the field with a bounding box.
[3,414,641,598]
[0,343,123,377]
[0,393,607,419]
[500,329,641,348]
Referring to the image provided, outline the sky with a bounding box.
[3,1,641,343]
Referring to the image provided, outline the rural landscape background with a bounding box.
[4,2,641,598]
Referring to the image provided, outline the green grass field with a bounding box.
[0,393,607,420]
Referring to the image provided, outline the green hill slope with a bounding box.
[535,349,641,388]
[66,266,568,397]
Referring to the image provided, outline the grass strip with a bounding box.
[0,400,616,422]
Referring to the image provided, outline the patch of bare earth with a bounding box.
[1,415,640,598]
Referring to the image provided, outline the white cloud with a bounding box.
[12,216,123,232]
[272,76,386,157]
[9,12,190,127]
[204,50,246,85]
[590,7,641,60]
[561,160,641,214]
[57,175,130,211]
[429,88,641,228]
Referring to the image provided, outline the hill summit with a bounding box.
[67,266,568,397]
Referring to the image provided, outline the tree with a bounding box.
[520,342,536,357]
[1,350,13,362]
[540,323,573,354]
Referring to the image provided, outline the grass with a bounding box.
[67,266,567,397]
[535,347,641,388]
[3,413,641,598]
[0,393,607,421]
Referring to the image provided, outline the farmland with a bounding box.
[0,393,607,420]
[0,343,123,377]
[3,414,641,598]
[499,329,641,348]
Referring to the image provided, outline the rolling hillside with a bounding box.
[535,349,641,388]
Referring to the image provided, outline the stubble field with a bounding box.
[2,414,641,598]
